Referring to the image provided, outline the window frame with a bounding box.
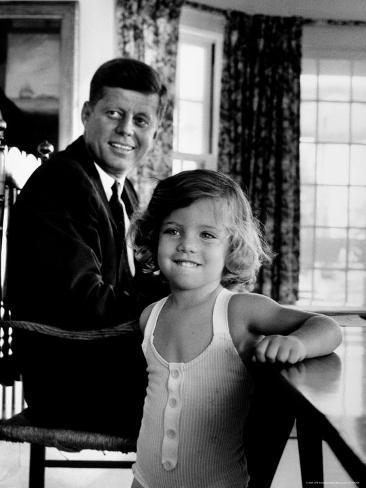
[173,7,224,173]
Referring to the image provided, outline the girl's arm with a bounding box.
[229,293,343,364]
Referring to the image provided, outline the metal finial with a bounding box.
[37,140,54,163]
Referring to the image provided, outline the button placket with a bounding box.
[161,363,183,470]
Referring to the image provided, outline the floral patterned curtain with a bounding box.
[115,0,184,204]
[219,12,303,304]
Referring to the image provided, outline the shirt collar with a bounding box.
[94,163,126,200]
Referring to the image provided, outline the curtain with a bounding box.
[218,12,303,304]
[115,0,184,204]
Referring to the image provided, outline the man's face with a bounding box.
[81,86,159,178]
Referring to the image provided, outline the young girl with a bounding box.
[130,169,342,488]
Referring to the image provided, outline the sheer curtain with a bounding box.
[218,11,303,303]
[115,0,184,203]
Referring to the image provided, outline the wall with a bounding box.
[76,0,116,136]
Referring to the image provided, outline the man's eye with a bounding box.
[134,116,150,127]
[107,110,121,119]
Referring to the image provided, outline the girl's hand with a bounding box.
[253,334,307,364]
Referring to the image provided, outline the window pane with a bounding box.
[174,33,217,164]
[349,187,366,227]
[173,106,178,150]
[349,229,366,269]
[301,185,315,225]
[298,269,313,304]
[316,144,349,185]
[301,102,316,141]
[301,58,317,100]
[352,61,366,101]
[350,145,366,185]
[318,102,350,142]
[314,228,347,268]
[177,100,205,153]
[300,143,316,184]
[301,74,317,100]
[351,103,366,143]
[318,59,351,101]
[172,159,200,175]
[312,269,346,306]
[347,270,366,306]
[300,227,314,268]
[316,186,348,227]
[178,44,205,101]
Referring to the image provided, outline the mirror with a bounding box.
[0,1,77,154]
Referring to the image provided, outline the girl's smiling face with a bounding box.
[157,198,229,293]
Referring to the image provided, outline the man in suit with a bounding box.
[7,58,168,437]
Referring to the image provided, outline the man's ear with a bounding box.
[81,101,92,127]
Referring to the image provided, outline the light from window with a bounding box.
[175,44,207,154]
[299,57,366,308]
[173,19,222,174]
[172,159,200,175]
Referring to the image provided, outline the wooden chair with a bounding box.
[0,113,137,488]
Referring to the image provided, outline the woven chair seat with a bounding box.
[0,409,136,453]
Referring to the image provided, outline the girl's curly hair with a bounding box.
[130,169,272,290]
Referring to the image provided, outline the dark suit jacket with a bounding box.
[7,136,166,436]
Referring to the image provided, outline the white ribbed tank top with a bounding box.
[132,288,253,488]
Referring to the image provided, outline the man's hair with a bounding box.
[89,57,168,120]
[130,169,272,290]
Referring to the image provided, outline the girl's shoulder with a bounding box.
[228,291,272,318]
[227,291,281,332]
[139,301,159,333]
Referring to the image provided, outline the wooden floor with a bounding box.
[0,438,357,487]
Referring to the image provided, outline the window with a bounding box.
[173,7,223,174]
[299,25,366,308]
[175,18,366,309]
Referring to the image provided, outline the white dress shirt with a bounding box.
[94,163,135,276]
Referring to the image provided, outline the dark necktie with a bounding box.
[109,180,136,276]
[109,181,126,235]
[109,181,135,276]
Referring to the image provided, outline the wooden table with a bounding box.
[278,325,366,487]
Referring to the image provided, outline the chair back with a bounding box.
[0,110,53,417]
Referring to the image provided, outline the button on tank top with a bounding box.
[133,288,254,488]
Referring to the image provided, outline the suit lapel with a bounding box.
[64,136,110,208]
[64,136,139,283]
[121,178,138,218]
